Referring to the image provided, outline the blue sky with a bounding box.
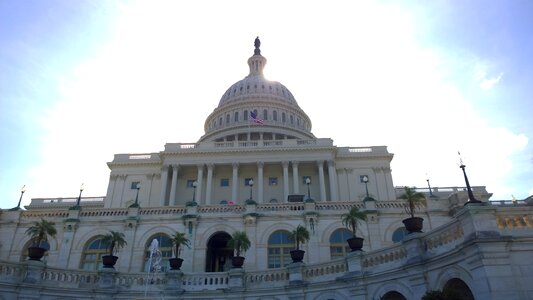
[1,0,532,209]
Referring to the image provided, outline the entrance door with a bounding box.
[205,232,233,272]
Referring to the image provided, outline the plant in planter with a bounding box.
[101,231,127,269]
[25,219,57,261]
[288,225,310,263]
[341,206,367,251]
[169,232,190,270]
[227,231,251,268]
[400,187,427,233]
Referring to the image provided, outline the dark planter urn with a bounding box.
[102,255,118,268]
[27,246,46,261]
[403,217,424,233]
[169,258,184,270]
[346,237,364,251]
[290,250,305,263]
[231,256,245,268]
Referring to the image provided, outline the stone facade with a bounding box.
[0,39,531,299]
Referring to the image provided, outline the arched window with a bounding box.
[382,291,407,300]
[244,110,249,120]
[282,112,286,123]
[268,230,293,268]
[234,111,239,122]
[290,115,294,124]
[263,109,268,120]
[143,233,173,272]
[226,114,230,124]
[80,236,108,271]
[392,227,409,243]
[273,110,278,121]
[219,117,223,126]
[329,228,352,259]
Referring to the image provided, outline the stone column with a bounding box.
[159,166,169,206]
[205,164,214,205]
[257,162,264,203]
[196,165,204,204]
[292,161,300,194]
[327,160,338,201]
[317,161,327,201]
[282,161,289,202]
[169,164,179,205]
[232,163,239,203]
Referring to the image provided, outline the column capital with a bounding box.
[316,160,325,166]
[327,160,336,167]
[161,165,170,171]
[257,161,264,168]
[197,164,204,170]
[172,164,180,169]
[232,162,239,169]
[282,161,290,168]
[291,161,299,167]
[207,163,214,170]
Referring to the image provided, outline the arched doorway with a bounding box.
[443,278,475,300]
[381,291,407,300]
[205,232,232,272]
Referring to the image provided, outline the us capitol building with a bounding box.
[1,38,532,300]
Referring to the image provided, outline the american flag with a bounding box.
[250,111,264,124]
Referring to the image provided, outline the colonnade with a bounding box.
[159,160,339,206]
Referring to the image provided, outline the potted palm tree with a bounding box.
[169,232,190,270]
[341,206,367,251]
[25,219,57,261]
[400,187,427,233]
[227,231,251,268]
[289,225,310,263]
[101,231,127,269]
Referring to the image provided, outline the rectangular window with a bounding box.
[220,178,229,187]
[244,110,248,120]
[244,178,254,186]
[131,181,140,189]
[186,180,197,188]
[269,177,278,186]
[302,176,311,184]
[234,111,239,122]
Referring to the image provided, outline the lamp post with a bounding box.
[10,185,26,211]
[362,175,371,201]
[72,183,84,210]
[426,178,435,198]
[305,177,311,201]
[131,183,141,208]
[192,181,198,203]
[459,163,481,204]
[249,179,254,201]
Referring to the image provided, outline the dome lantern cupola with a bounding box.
[248,37,267,76]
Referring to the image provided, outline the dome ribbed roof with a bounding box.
[218,76,299,108]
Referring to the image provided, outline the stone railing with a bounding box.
[139,207,187,215]
[256,203,305,212]
[182,272,228,291]
[303,258,347,282]
[315,202,363,211]
[21,211,70,219]
[244,268,289,288]
[79,208,128,218]
[198,205,246,214]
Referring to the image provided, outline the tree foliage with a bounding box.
[25,219,57,247]
[399,187,426,218]
[227,231,251,257]
[341,207,367,238]
[289,225,310,250]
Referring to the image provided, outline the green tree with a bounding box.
[102,231,127,256]
[170,232,190,258]
[25,219,57,247]
[341,207,367,238]
[399,187,426,218]
[227,231,251,257]
[289,225,310,251]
